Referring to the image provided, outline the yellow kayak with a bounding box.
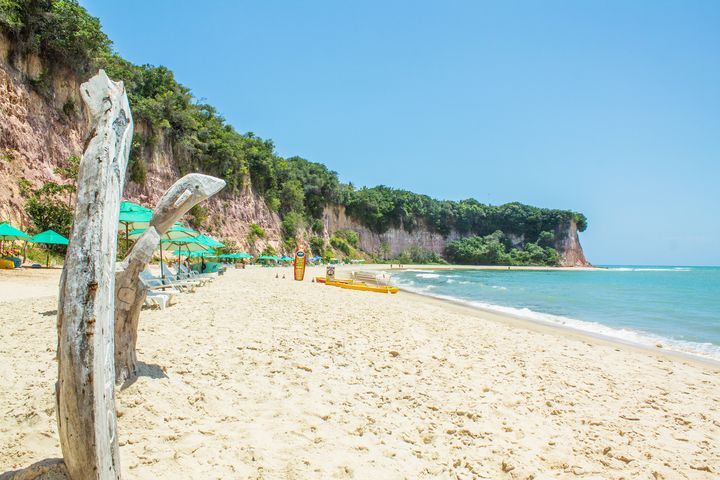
[314,277,353,284]
[326,281,399,294]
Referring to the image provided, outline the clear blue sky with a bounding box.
[81,0,719,266]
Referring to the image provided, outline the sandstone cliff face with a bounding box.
[322,204,460,257]
[323,204,591,267]
[554,219,590,267]
[0,35,589,265]
[0,32,86,228]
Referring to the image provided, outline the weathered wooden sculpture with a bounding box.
[56,70,132,479]
[114,174,225,385]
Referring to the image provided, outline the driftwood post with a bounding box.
[114,174,225,385]
[56,70,133,479]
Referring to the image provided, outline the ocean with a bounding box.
[390,266,720,362]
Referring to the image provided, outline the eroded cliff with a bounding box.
[323,204,590,266]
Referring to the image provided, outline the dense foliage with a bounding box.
[23,155,78,236]
[0,1,588,265]
[445,231,561,266]
[343,187,586,241]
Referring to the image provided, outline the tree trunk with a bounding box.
[114,174,225,385]
[56,70,133,479]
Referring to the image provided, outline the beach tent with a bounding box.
[29,229,69,267]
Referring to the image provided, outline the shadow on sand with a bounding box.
[0,458,68,480]
[120,361,168,390]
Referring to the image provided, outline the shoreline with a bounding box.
[372,264,720,368]
[399,287,720,369]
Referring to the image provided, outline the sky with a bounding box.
[80,0,719,266]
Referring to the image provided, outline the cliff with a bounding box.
[0,31,590,266]
[323,204,590,267]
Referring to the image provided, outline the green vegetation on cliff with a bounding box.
[0,1,587,265]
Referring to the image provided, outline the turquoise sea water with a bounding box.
[391,266,720,362]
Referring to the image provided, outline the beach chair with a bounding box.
[160,264,204,289]
[178,264,214,283]
[139,272,180,309]
[144,290,173,310]
[141,269,196,293]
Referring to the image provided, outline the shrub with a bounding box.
[333,229,359,248]
[249,223,265,238]
[330,235,352,256]
[188,204,208,228]
[309,236,326,257]
[281,211,303,242]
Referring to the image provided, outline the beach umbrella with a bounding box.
[194,234,224,248]
[0,223,32,243]
[279,255,292,262]
[118,209,153,251]
[127,225,198,241]
[164,236,214,273]
[29,229,69,267]
[128,226,199,280]
[120,201,151,213]
[171,249,215,258]
[0,223,32,258]
[164,237,212,252]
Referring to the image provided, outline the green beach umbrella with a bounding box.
[0,224,32,259]
[165,236,214,273]
[29,229,69,267]
[0,223,32,242]
[118,209,153,251]
[128,226,199,280]
[194,234,224,248]
[30,230,69,245]
[279,255,292,262]
[128,225,198,241]
[120,201,151,213]
[171,249,215,258]
[163,237,212,252]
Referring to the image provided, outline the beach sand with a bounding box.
[1,266,718,479]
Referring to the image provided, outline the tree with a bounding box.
[26,155,80,236]
[279,179,304,215]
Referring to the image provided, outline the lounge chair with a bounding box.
[144,290,174,310]
[160,264,208,287]
[178,264,214,283]
[141,269,196,293]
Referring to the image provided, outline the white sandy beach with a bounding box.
[1,266,718,479]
